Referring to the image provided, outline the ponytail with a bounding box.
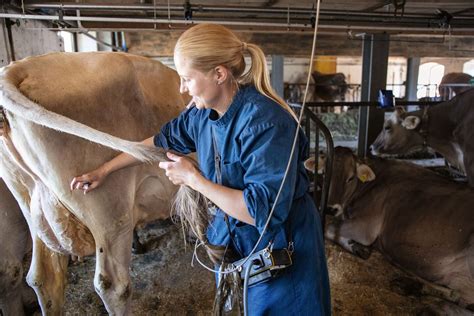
[239,43,298,121]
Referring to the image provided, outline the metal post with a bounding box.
[357,33,389,157]
[4,18,15,61]
[271,55,284,98]
[0,19,13,65]
[406,57,420,110]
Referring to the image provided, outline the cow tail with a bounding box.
[172,160,226,265]
[0,80,166,163]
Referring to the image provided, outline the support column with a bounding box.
[357,33,390,157]
[271,55,284,98]
[406,57,420,110]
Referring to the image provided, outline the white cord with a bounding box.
[193,0,322,275]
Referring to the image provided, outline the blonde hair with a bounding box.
[174,23,297,120]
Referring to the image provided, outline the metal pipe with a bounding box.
[17,25,474,38]
[1,13,473,34]
[23,3,474,20]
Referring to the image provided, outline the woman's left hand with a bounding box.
[158,152,200,187]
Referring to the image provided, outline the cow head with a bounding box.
[311,71,348,102]
[304,147,375,217]
[370,107,425,156]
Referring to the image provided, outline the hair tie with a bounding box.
[242,42,248,51]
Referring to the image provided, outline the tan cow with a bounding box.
[0,177,37,316]
[311,147,474,312]
[370,88,474,187]
[0,52,190,314]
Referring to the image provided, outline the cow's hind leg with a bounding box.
[93,228,133,315]
[26,236,68,315]
[390,276,460,303]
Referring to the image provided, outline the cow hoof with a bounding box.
[349,241,371,259]
[390,276,423,297]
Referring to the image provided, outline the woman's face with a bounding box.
[174,53,221,111]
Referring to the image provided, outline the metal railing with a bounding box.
[302,107,334,232]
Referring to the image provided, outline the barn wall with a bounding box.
[126,31,474,58]
[12,19,64,59]
[0,18,64,66]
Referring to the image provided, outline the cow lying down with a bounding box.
[370,88,474,187]
[306,147,474,312]
[0,52,195,314]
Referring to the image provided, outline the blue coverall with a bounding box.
[154,85,331,315]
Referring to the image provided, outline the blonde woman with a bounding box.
[71,23,330,315]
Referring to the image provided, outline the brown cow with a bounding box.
[0,178,36,316]
[310,147,474,312]
[0,52,189,314]
[312,71,348,102]
[370,88,474,187]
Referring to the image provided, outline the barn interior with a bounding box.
[1,0,474,315]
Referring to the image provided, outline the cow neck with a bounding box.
[347,159,379,210]
[422,102,461,164]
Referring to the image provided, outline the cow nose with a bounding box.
[369,144,378,155]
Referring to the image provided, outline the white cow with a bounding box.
[0,52,191,314]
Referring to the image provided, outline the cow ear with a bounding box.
[304,152,326,174]
[356,163,376,183]
[304,157,316,173]
[401,115,420,130]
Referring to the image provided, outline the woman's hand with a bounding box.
[159,152,201,188]
[70,166,109,194]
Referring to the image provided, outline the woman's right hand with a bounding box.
[70,166,108,194]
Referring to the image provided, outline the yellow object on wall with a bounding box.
[313,56,337,74]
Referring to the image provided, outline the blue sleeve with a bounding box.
[239,121,300,236]
[153,107,197,154]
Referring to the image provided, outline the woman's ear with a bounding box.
[214,65,229,85]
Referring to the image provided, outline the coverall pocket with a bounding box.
[221,161,244,188]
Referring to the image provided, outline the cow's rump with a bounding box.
[0,52,189,314]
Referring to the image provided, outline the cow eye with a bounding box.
[384,125,391,131]
[346,175,355,183]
